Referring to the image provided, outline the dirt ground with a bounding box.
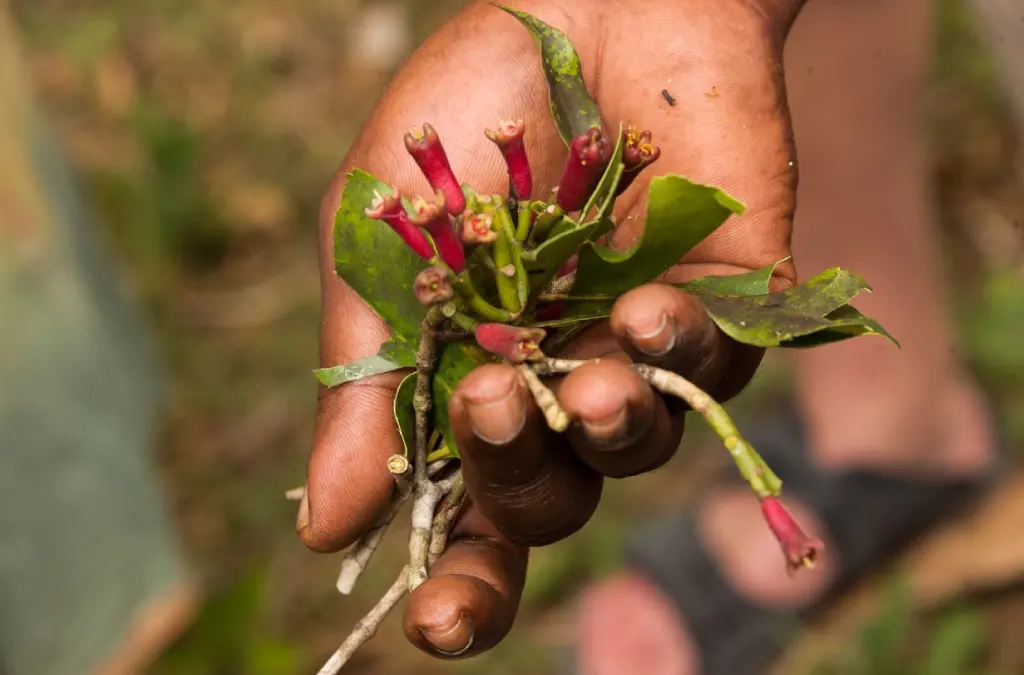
[8,0,1024,673]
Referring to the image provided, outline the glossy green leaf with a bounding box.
[571,175,746,298]
[333,169,428,343]
[431,342,498,458]
[580,122,625,220]
[681,258,788,296]
[696,268,898,348]
[393,373,417,457]
[494,4,602,146]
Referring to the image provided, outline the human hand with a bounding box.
[300,0,803,658]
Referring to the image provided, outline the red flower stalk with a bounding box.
[404,123,466,216]
[365,188,435,261]
[410,191,466,273]
[475,323,547,363]
[461,210,498,245]
[759,497,825,576]
[485,118,532,200]
[556,126,609,212]
[414,266,454,305]
[615,126,662,196]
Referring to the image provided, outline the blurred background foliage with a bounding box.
[7,0,1024,673]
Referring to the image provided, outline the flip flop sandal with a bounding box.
[562,396,1011,675]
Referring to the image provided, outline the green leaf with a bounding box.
[313,338,416,387]
[580,122,625,221]
[393,373,417,457]
[431,342,498,458]
[778,305,899,348]
[681,258,787,296]
[695,268,898,348]
[921,607,986,675]
[571,175,746,298]
[494,4,602,146]
[522,218,603,293]
[333,169,428,343]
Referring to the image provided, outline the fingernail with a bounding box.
[421,612,475,656]
[581,405,629,445]
[627,312,677,357]
[295,493,310,532]
[465,374,526,445]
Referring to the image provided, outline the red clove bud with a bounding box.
[414,266,454,305]
[485,118,532,200]
[461,210,498,244]
[759,497,825,577]
[615,126,662,196]
[474,323,547,363]
[409,191,466,273]
[365,188,435,261]
[404,123,466,216]
[556,126,609,212]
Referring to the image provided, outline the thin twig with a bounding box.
[533,358,782,498]
[336,475,413,594]
[409,308,445,590]
[428,470,466,566]
[518,365,570,432]
[317,566,411,675]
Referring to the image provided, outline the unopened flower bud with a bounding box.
[404,123,466,215]
[615,126,662,196]
[414,266,454,305]
[409,191,466,273]
[556,126,609,212]
[760,497,825,577]
[474,323,547,363]
[365,188,435,260]
[485,117,532,200]
[461,210,498,244]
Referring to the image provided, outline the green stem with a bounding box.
[450,311,479,332]
[495,203,529,309]
[533,358,783,499]
[515,202,533,243]
[530,313,609,329]
[453,274,512,323]
[492,231,521,315]
[530,205,566,244]
[538,293,620,302]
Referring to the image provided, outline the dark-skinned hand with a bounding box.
[299,0,804,659]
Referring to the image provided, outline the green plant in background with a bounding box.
[306,5,897,672]
[811,577,1003,675]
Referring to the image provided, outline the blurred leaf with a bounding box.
[920,606,986,675]
[494,4,602,146]
[246,639,301,675]
[333,170,429,343]
[394,373,417,456]
[696,268,898,348]
[860,579,915,675]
